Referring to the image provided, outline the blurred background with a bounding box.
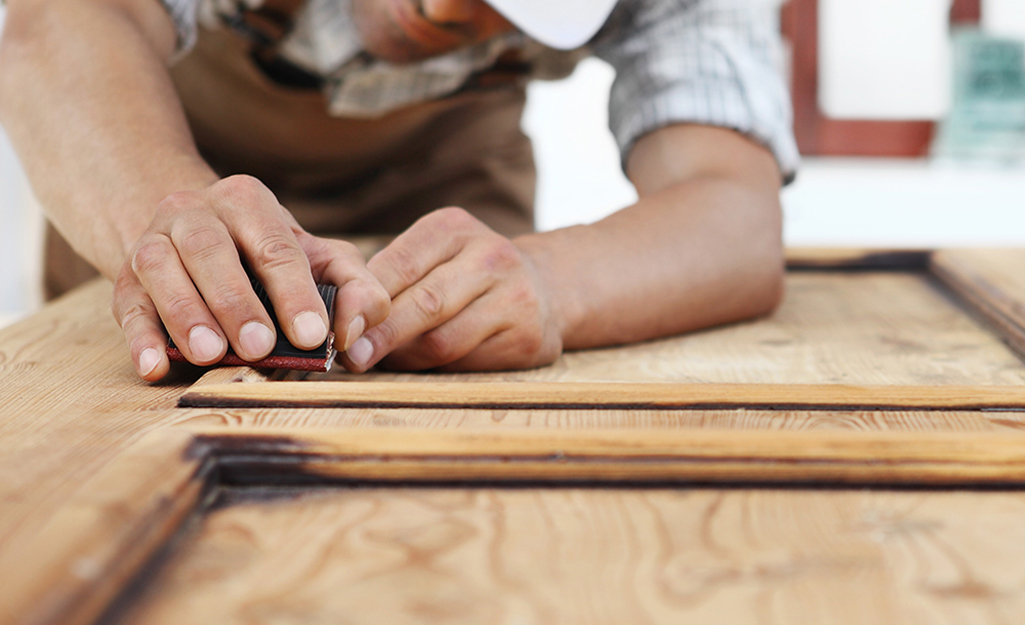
[2,0,1025,328]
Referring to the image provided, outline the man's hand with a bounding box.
[342,207,564,372]
[112,175,390,381]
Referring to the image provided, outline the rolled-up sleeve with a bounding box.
[156,0,201,58]
[593,0,799,182]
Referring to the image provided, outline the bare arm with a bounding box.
[0,0,388,380]
[521,124,784,350]
[346,124,783,372]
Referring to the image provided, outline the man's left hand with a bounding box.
[341,207,564,372]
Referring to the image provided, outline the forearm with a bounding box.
[516,125,785,350]
[0,0,218,279]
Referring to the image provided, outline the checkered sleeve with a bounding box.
[156,0,202,57]
[593,0,799,183]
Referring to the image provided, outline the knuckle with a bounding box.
[384,245,424,287]
[251,233,306,272]
[510,327,545,360]
[130,236,174,275]
[419,329,454,362]
[156,190,198,216]
[519,330,545,357]
[205,283,252,316]
[370,319,400,351]
[409,283,446,322]
[218,174,274,207]
[359,278,393,318]
[161,291,204,322]
[176,226,228,262]
[115,300,153,331]
[479,239,521,273]
[432,206,475,231]
[507,280,541,312]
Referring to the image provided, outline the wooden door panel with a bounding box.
[3,248,1024,625]
[180,268,1025,411]
[104,485,1025,625]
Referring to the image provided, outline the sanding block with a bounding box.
[166,278,338,372]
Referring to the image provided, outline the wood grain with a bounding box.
[4,264,1025,625]
[0,429,207,625]
[180,380,1025,410]
[306,272,1025,385]
[105,487,1025,625]
[931,249,1025,358]
[186,427,1025,486]
[170,406,1025,434]
[0,281,199,569]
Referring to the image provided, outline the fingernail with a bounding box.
[292,311,328,348]
[347,337,374,370]
[344,315,366,351]
[189,325,224,362]
[139,348,161,376]
[239,321,276,359]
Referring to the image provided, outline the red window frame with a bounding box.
[781,0,981,156]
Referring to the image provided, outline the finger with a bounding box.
[112,270,170,381]
[215,176,329,350]
[341,259,494,372]
[436,327,548,372]
[377,293,509,371]
[168,217,278,362]
[300,235,390,352]
[367,207,475,297]
[129,234,228,366]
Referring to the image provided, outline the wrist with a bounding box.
[514,229,587,349]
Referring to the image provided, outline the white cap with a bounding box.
[483,0,619,50]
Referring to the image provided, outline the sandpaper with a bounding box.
[166,278,338,372]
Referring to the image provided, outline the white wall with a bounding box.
[819,0,953,120]
[0,7,43,328]
[984,0,1025,39]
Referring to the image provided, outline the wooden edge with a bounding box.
[187,426,1025,486]
[178,381,1025,411]
[8,420,1025,625]
[930,249,1025,359]
[0,428,212,625]
[190,366,273,388]
[784,248,932,270]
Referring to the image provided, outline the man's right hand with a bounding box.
[111,175,391,381]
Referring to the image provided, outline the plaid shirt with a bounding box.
[160,0,798,179]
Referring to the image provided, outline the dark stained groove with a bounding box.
[209,454,1025,488]
[929,260,1025,363]
[786,251,931,271]
[179,396,1025,411]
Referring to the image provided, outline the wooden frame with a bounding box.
[782,0,981,156]
[181,248,1025,407]
[10,421,1025,625]
[3,247,1025,625]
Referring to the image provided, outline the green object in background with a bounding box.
[932,30,1025,165]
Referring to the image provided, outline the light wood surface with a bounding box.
[2,252,1025,625]
[932,249,1025,358]
[170,405,1025,432]
[181,381,1025,410]
[0,430,204,625]
[306,272,1025,385]
[106,486,1025,625]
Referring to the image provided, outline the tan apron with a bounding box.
[45,25,536,299]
